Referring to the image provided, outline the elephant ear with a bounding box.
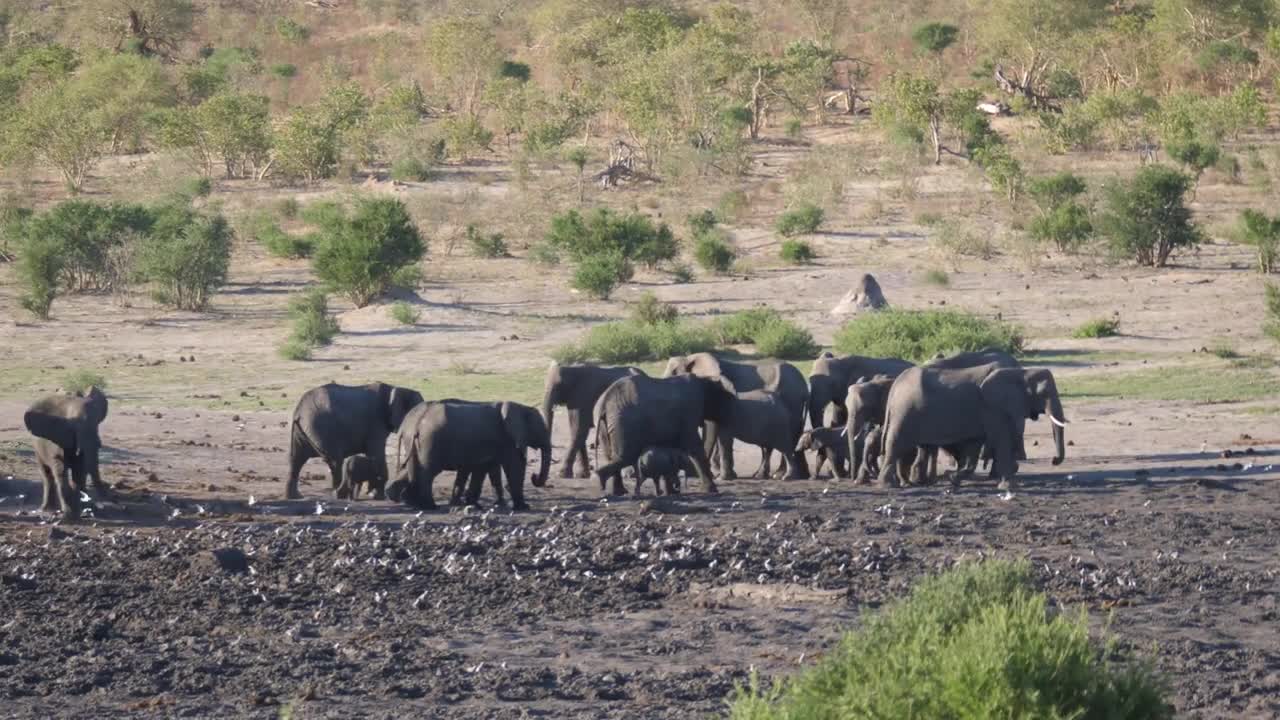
[24,406,76,448]
[1024,368,1057,418]
[386,386,422,430]
[979,370,1030,425]
[500,402,529,449]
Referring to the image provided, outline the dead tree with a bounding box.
[993,64,1061,112]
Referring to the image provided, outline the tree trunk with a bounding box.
[930,119,942,165]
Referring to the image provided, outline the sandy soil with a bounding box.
[1,121,1278,717]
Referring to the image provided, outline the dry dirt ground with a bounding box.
[1,121,1279,718]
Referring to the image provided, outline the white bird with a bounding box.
[247,495,257,507]
[315,502,325,515]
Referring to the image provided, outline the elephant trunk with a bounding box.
[533,439,551,487]
[1049,392,1066,466]
[541,386,557,450]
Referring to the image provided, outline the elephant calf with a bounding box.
[341,454,383,499]
[24,386,110,518]
[795,428,849,479]
[635,447,687,496]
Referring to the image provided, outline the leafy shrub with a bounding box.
[0,201,33,260]
[1266,283,1280,344]
[276,198,301,219]
[135,202,233,311]
[834,309,1024,363]
[61,369,107,394]
[571,252,632,300]
[933,219,996,260]
[922,268,950,286]
[283,288,339,359]
[1097,165,1202,267]
[558,319,718,364]
[712,307,782,345]
[779,239,816,264]
[17,233,61,318]
[442,116,494,160]
[273,108,339,183]
[915,211,944,226]
[275,17,310,43]
[466,224,508,258]
[181,176,213,199]
[390,263,423,291]
[311,197,425,307]
[1072,315,1121,338]
[390,301,420,325]
[687,209,718,236]
[912,22,958,53]
[728,559,1171,720]
[752,319,819,359]
[671,263,694,284]
[548,208,677,269]
[776,203,824,236]
[1027,173,1093,252]
[390,155,433,182]
[270,63,297,79]
[784,118,803,138]
[528,241,561,265]
[1238,209,1280,273]
[258,223,314,259]
[694,230,736,274]
[631,292,679,326]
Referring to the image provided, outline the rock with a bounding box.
[193,548,250,574]
[830,273,888,317]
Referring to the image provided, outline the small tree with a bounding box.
[1097,165,1202,267]
[135,203,233,310]
[17,233,63,319]
[566,147,590,202]
[1165,139,1219,200]
[273,108,339,183]
[1239,209,1280,274]
[694,230,737,274]
[1027,173,1093,252]
[547,209,677,297]
[776,203,825,236]
[311,198,425,307]
[911,22,959,54]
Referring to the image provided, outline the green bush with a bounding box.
[135,203,233,311]
[561,319,718,364]
[276,197,301,219]
[1028,173,1093,252]
[275,17,310,43]
[1097,165,1201,267]
[61,369,107,394]
[729,559,1171,720]
[441,116,493,160]
[922,268,950,286]
[687,209,718,236]
[259,224,314,259]
[547,208,677,269]
[270,63,297,79]
[911,22,958,53]
[571,252,632,300]
[528,240,561,265]
[834,309,1024,363]
[390,301,420,325]
[0,201,33,260]
[776,203,824,237]
[693,230,736,274]
[779,239,816,264]
[17,233,64,319]
[631,292,679,325]
[1072,315,1122,338]
[934,219,996,260]
[390,155,433,182]
[278,338,312,361]
[784,118,803,138]
[286,288,339,348]
[466,224,508,258]
[711,307,782,345]
[180,176,213,198]
[1265,282,1280,344]
[310,197,425,307]
[752,318,819,359]
[1239,209,1280,273]
[671,263,694,284]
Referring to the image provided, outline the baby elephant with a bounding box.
[795,427,849,479]
[635,447,687,496]
[340,454,383,499]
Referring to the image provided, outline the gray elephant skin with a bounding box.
[877,364,1066,489]
[808,352,913,431]
[718,389,802,480]
[593,374,734,495]
[389,400,550,511]
[285,382,424,500]
[843,374,896,481]
[23,386,110,517]
[340,454,381,500]
[795,427,849,479]
[541,362,644,479]
[664,352,811,479]
[635,447,687,496]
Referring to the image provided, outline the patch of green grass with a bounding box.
[391,366,547,406]
[278,339,312,361]
[61,369,107,393]
[729,559,1171,720]
[1208,342,1240,359]
[390,301,420,325]
[834,309,1024,363]
[1072,315,1121,339]
[1062,364,1280,403]
[921,268,950,286]
[1238,404,1280,415]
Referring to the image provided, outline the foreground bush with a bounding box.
[311,197,425,307]
[1073,315,1121,338]
[834,309,1023,363]
[280,288,339,361]
[729,560,1172,720]
[693,229,736,274]
[553,319,717,364]
[548,208,677,297]
[135,203,233,311]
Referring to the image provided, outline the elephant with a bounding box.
[877,364,1066,490]
[635,447,687,496]
[284,382,423,500]
[924,349,1021,370]
[717,389,802,481]
[795,427,849,479]
[23,386,110,517]
[388,400,550,511]
[843,374,896,481]
[592,374,734,496]
[858,426,883,482]
[541,362,645,479]
[340,454,383,499]
[808,352,913,432]
[454,463,505,507]
[664,352,811,479]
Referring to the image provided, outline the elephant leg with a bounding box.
[593,459,631,497]
[39,462,58,512]
[754,448,772,480]
[1015,434,1027,462]
[684,427,719,494]
[789,413,812,480]
[715,430,736,482]
[489,465,506,506]
[778,450,799,480]
[68,454,87,495]
[284,424,315,500]
[562,411,583,479]
[451,470,470,506]
[663,472,679,495]
[329,459,349,499]
[507,451,529,511]
[47,457,78,518]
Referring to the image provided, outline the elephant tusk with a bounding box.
[1048,415,1068,428]
[839,427,848,438]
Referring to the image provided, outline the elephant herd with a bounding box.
[18,348,1067,519]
